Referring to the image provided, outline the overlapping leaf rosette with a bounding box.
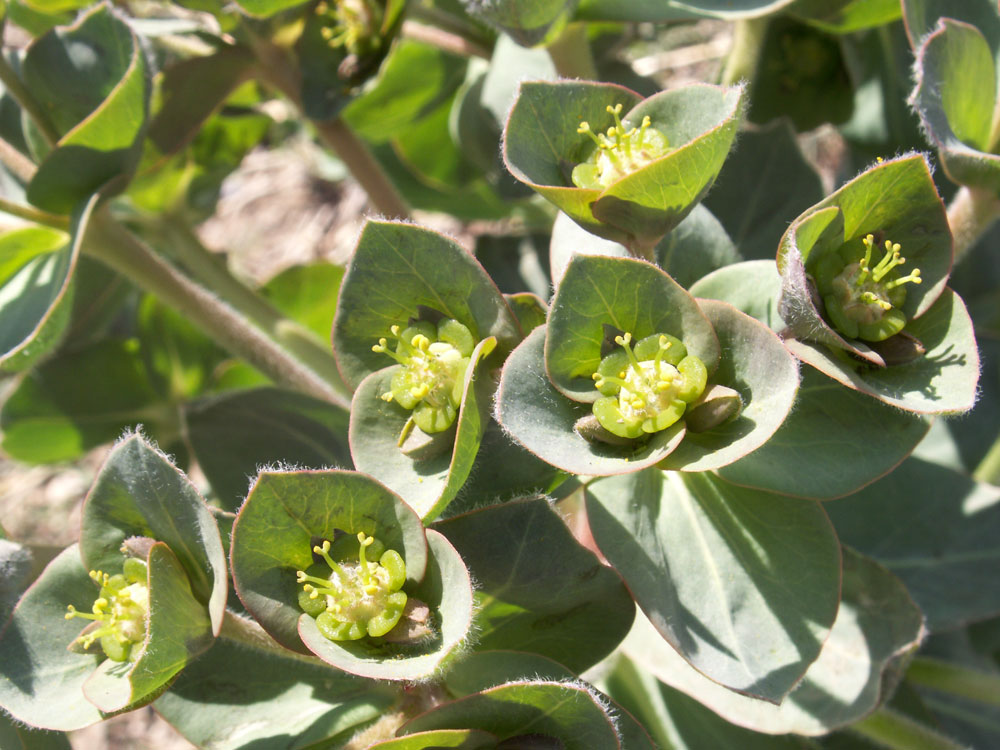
[0,435,227,731]
[775,153,979,414]
[229,469,474,680]
[332,220,529,521]
[907,1,1000,196]
[503,80,746,255]
[496,253,800,476]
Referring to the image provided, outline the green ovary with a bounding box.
[815,233,922,342]
[65,558,149,662]
[297,533,408,641]
[571,104,671,189]
[373,318,474,437]
[591,332,707,439]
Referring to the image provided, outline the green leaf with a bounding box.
[434,497,635,673]
[585,468,841,702]
[688,258,784,331]
[231,0,307,17]
[716,365,929,499]
[575,0,798,22]
[348,337,496,521]
[344,40,467,144]
[0,339,164,464]
[504,292,548,334]
[400,681,622,747]
[79,434,227,634]
[703,119,824,261]
[0,537,32,627]
[24,4,149,212]
[137,294,223,400]
[333,219,521,389]
[0,712,72,750]
[229,469,428,652]
[546,254,720,401]
[747,18,853,131]
[549,204,740,290]
[620,547,923,735]
[826,457,1000,631]
[298,529,474,681]
[911,18,1000,194]
[370,730,497,749]
[496,326,687,475]
[786,288,980,414]
[155,637,397,750]
[465,0,576,46]
[81,542,213,713]
[903,0,1000,59]
[261,261,345,340]
[504,80,745,248]
[657,299,800,472]
[0,545,104,730]
[0,195,96,372]
[789,0,901,33]
[184,387,352,512]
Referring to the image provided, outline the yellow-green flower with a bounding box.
[65,558,149,662]
[572,104,671,190]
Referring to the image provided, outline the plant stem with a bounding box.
[906,657,1000,707]
[0,197,69,230]
[0,55,60,148]
[719,17,769,87]
[83,211,349,406]
[153,216,352,402]
[247,36,409,219]
[546,22,598,80]
[947,185,1000,264]
[627,236,659,264]
[973,430,1000,486]
[219,611,328,667]
[401,20,490,59]
[0,136,37,182]
[850,708,968,750]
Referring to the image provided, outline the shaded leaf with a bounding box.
[586,468,841,702]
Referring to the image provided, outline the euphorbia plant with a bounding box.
[0,0,999,748]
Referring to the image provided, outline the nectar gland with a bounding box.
[571,104,671,190]
[373,317,475,440]
[65,558,149,662]
[590,331,708,439]
[296,532,407,641]
[815,233,922,342]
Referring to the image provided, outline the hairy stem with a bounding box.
[83,211,348,405]
[850,708,967,750]
[0,56,61,148]
[402,20,490,59]
[719,17,769,87]
[947,185,1000,264]
[0,197,69,230]
[247,35,409,219]
[0,136,37,183]
[546,22,598,80]
[152,217,352,403]
[906,657,1000,707]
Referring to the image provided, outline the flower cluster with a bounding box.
[590,332,708,439]
[296,532,408,641]
[65,558,149,662]
[373,318,475,438]
[814,233,922,342]
[572,104,671,190]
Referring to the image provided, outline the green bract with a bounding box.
[503,80,746,252]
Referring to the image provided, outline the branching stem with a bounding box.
[906,657,1000,707]
[0,197,69,230]
[83,211,348,406]
[0,135,37,183]
[947,185,1000,265]
[719,17,769,87]
[850,708,967,750]
[546,22,598,80]
[973,429,1000,487]
[0,56,61,148]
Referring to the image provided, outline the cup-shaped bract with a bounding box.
[495,255,799,475]
[230,469,475,681]
[333,220,523,519]
[0,434,227,729]
[503,80,746,251]
[910,13,1000,195]
[776,153,979,413]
